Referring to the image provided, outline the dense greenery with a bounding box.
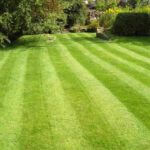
[96,0,118,11]
[0,0,87,46]
[113,13,150,35]
[0,0,150,46]
[0,0,53,46]
[99,6,150,34]
[64,0,88,28]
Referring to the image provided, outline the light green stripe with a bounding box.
[56,40,150,150]
[40,48,89,150]
[0,50,28,150]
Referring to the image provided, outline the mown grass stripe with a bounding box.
[113,44,150,64]
[82,33,150,70]
[0,51,20,102]
[40,48,89,150]
[57,34,150,130]
[64,34,150,101]
[105,44,150,70]
[72,34,150,87]
[81,34,150,64]
[47,44,126,150]
[78,33,150,77]
[0,47,13,62]
[119,44,150,58]
[0,51,11,71]
[19,49,53,150]
[0,33,149,150]
[0,49,28,150]
[56,38,150,150]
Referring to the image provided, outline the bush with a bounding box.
[99,8,121,30]
[26,13,66,34]
[113,13,150,36]
[134,6,150,13]
[87,20,99,32]
[128,0,137,8]
[99,12,116,30]
[70,24,87,32]
[0,0,67,47]
[70,25,82,32]
[96,0,117,11]
[0,33,10,47]
[64,0,88,28]
[0,12,21,42]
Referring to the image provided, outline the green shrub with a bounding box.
[26,13,66,34]
[99,12,116,30]
[87,20,99,32]
[113,13,150,36]
[0,0,67,47]
[0,12,21,42]
[128,0,137,8]
[96,0,117,11]
[99,8,122,30]
[64,0,88,28]
[70,24,87,32]
[0,33,10,47]
[70,25,81,32]
[0,0,35,46]
[134,6,150,13]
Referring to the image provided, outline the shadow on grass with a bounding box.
[0,34,55,51]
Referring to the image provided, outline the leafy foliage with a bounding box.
[112,13,150,35]
[64,0,88,28]
[96,0,118,11]
[0,33,10,47]
[0,0,67,46]
[87,20,99,32]
[99,8,122,29]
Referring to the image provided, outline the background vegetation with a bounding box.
[0,0,150,46]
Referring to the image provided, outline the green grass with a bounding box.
[0,33,150,150]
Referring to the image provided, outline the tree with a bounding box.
[64,0,88,28]
[0,0,68,46]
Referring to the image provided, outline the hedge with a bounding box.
[112,13,150,36]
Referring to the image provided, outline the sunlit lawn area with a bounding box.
[0,33,150,150]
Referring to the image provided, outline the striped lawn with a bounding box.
[0,33,150,150]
